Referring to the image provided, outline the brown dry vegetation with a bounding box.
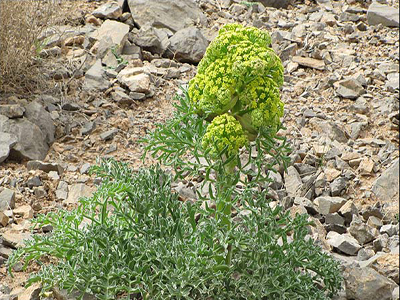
[0,0,61,94]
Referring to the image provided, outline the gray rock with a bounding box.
[56,181,68,201]
[0,189,15,212]
[24,101,55,145]
[314,196,347,215]
[80,163,91,174]
[335,78,366,99]
[293,197,318,215]
[92,1,122,20]
[100,128,119,141]
[372,159,399,217]
[373,234,389,252]
[64,184,95,205]
[84,60,112,91]
[0,115,49,161]
[330,177,347,196]
[62,103,80,111]
[349,216,377,245]
[357,248,375,261]
[133,26,168,55]
[27,160,64,175]
[80,121,96,136]
[380,224,399,237]
[0,104,25,118]
[0,132,17,163]
[166,27,209,63]
[367,216,383,229]
[27,176,42,189]
[89,20,129,55]
[327,231,361,255]
[325,213,345,226]
[344,266,395,300]
[267,170,283,190]
[284,166,303,198]
[386,72,399,91]
[256,0,291,9]
[309,118,349,143]
[367,2,399,27]
[127,0,207,33]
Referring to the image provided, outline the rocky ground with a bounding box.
[0,0,399,299]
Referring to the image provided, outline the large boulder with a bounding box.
[127,0,207,33]
[24,101,55,145]
[0,132,17,163]
[0,115,49,161]
[166,27,209,63]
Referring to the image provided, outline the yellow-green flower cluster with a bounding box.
[202,114,248,158]
[188,23,284,157]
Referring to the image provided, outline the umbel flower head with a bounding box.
[188,23,284,154]
[202,113,248,158]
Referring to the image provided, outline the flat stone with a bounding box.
[325,213,345,226]
[0,104,25,118]
[166,27,209,63]
[330,177,347,196]
[64,183,95,205]
[284,166,303,198]
[80,121,96,136]
[358,158,375,175]
[349,216,376,245]
[27,160,64,175]
[314,196,347,215]
[344,265,396,300]
[372,159,399,217]
[84,60,112,91]
[13,205,34,219]
[0,115,49,161]
[127,0,207,33]
[292,56,325,70]
[367,216,383,229]
[24,101,55,145]
[335,78,366,99]
[324,168,341,182]
[0,211,8,227]
[367,2,399,27]
[1,230,32,248]
[92,1,122,20]
[0,132,18,163]
[100,128,119,141]
[117,69,151,94]
[0,188,15,212]
[327,231,361,255]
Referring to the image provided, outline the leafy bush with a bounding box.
[9,159,341,299]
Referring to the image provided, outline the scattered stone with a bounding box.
[117,68,151,94]
[0,115,49,161]
[373,234,389,252]
[89,19,129,53]
[100,128,119,141]
[0,212,9,227]
[349,216,376,245]
[13,205,34,219]
[292,56,325,70]
[80,163,91,174]
[0,188,15,212]
[27,160,64,175]
[166,27,209,63]
[56,181,68,201]
[327,231,361,255]
[27,176,42,189]
[127,0,206,33]
[84,59,112,91]
[61,103,80,111]
[0,132,17,163]
[64,183,95,205]
[309,118,348,143]
[34,186,47,199]
[1,230,32,248]
[344,266,396,300]
[330,177,346,196]
[367,2,399,27]
[80,121,96,136]
[357,248,375,261]
[367,216,383,229]
[92,1,122,20]
[335,78,366,99]
[284,166,302,198]
[267,170,283,190]
[0,104,25,118]
[380,224,399,237]
[325,213,345,226]
[314,196,347,215]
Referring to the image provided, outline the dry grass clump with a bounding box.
[0,0,59,94]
